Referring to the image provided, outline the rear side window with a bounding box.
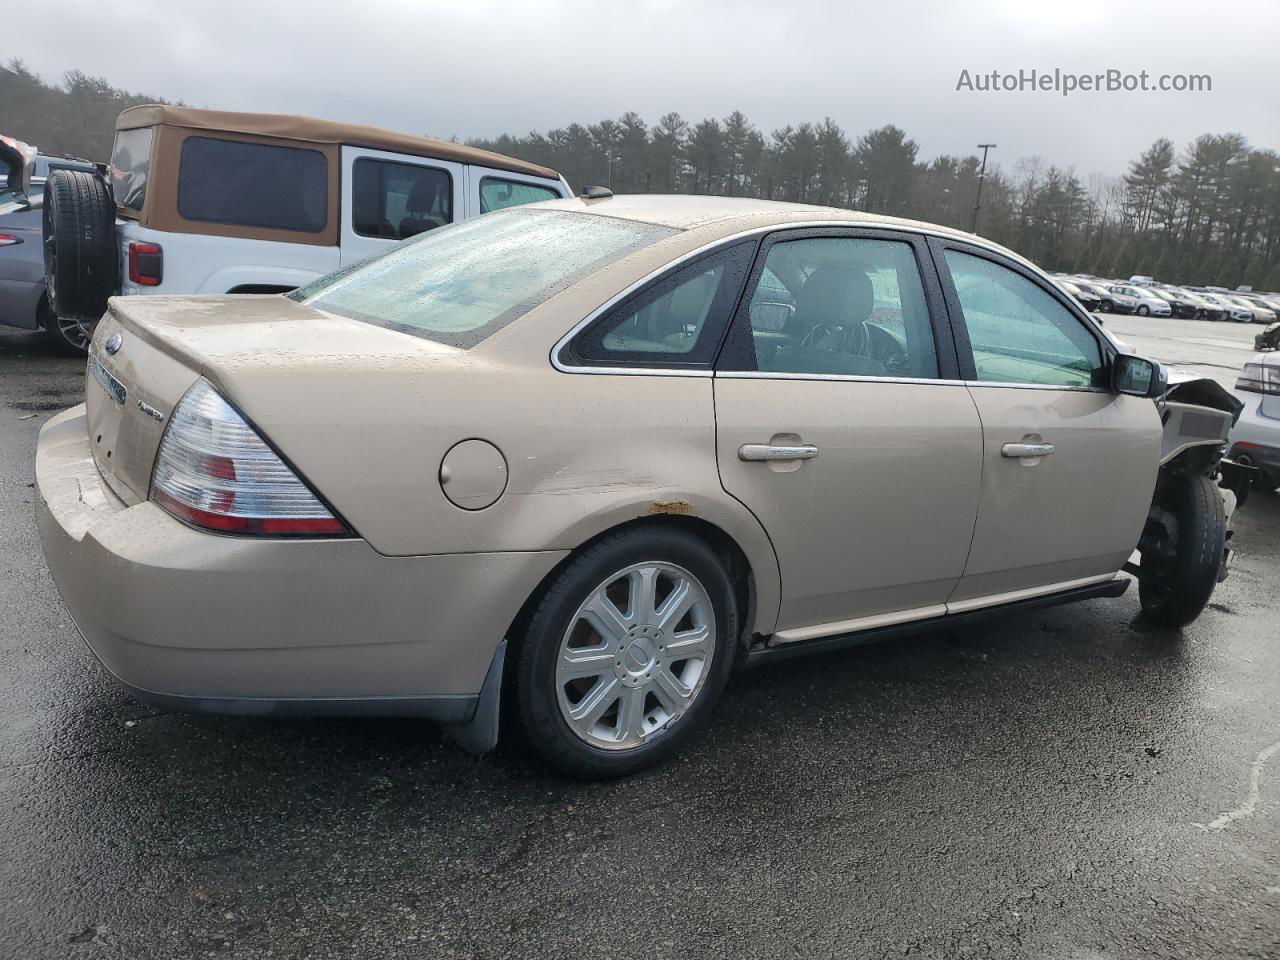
[291,209,678,349]
[727,235,940,379]
[353,159,452,240]
[567,244,754,368]
[177,137,327,232]
[110,126,154,212]
[479,177,560,213]
[944,250,1103,388]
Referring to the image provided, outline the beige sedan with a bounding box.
[38,195,1205,778]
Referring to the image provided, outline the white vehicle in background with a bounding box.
[1195,291,1255,323]
[39,106,572,353]
[1229,352,1280,493]
[1110,284,1171,317]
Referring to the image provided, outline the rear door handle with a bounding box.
[1001,442,1055,458]
[738,443,820,462]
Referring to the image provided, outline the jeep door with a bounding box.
[713,229,984,641]
[931,239,1162,610]
[339,146,465,264]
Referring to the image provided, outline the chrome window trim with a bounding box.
[550,219,1033,377]
[715,370,967,387]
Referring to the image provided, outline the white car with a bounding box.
[38,106,572,352]
[1110,284,1172,317]
[1229,352,1280,492]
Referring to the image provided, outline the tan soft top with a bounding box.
[116,104,560,180]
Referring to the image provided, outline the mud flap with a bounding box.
[446,639,506,755]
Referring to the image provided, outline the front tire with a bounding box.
[1138,473,1225,628]
[1137,304,1150,316]
[514,526,737,779]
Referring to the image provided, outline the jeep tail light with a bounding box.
[0,233,22,246]
[150,379,351,536]
[1236,361,1280,395]
[127,241,163,286]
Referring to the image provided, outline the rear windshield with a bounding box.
[178,136,328,233]
[289,209,678,348]
[110,127,154,212]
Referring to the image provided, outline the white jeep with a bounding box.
[41,105,570,353]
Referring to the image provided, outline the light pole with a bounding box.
[972,143,996,234]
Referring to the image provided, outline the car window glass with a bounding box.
[479,177,560,213]
[737,236,939,379]
[944,250,1103,388]
[178,136,327,232]
[570,244,752,367]
[291,209,678,349]
[353,159,452,240]
[110,126,153,212]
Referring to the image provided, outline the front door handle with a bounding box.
[738,443,820,462]
[1001,441,1055,458]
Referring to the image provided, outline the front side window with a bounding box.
[479,177,560,213]
[353,159,452,240]
[291,209,678,349]
[110,126,154,212]
[568,244,753,367]
[177,136,327,232]
[944,249,1103,388]
[730,235,939,379]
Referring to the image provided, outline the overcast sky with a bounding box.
[13,0,1280,177]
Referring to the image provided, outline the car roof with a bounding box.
[532,194,1029,262]
[116,104,560,181]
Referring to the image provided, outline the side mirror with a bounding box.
[1113,353,1167,398]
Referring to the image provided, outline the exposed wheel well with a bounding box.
[225,284,296,295]
[503,515,758,666]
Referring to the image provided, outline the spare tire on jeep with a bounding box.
[42,169,118,323]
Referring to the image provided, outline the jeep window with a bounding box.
[110,126,154,212]
[291,209,677,349]
[353,159,452,240]
[479,177,561,213]
[177,137,327,233]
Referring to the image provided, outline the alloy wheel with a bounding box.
[555,561,715,751]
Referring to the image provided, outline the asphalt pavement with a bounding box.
[1,321,1278,960]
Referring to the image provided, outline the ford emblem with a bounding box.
[104,332,123,355]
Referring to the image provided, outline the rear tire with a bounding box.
[514,526,737,779]
[39,296,91,356]
[1102,299,1114,313]
[1138,473,1224,628]
[43,169,118,323]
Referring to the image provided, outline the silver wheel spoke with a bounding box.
[655,579,695,630]
[582,593,630,643]
[617,686,647,742]
[558,649,615,680]
[664,624,711,659]
[569,676,620,725]
[651,667,692,712]
[630,567,660,624]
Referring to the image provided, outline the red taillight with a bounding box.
[0,233,22,247]
[128,241,163,286]
[150,379,351,538]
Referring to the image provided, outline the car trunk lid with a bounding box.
[83,294,464,507]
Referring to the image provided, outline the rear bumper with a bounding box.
[35,405,566,718]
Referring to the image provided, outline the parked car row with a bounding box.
[1050,270,1280,324]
